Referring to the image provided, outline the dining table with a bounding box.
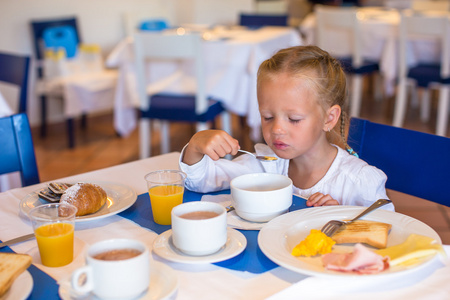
[300,7,446,97]
[1,151,449,300]
[106,26,303,141]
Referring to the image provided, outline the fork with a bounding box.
[321,199,392,237]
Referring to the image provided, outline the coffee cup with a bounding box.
[171,202,227,256]
[71,239,149,299]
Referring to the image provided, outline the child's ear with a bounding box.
[323,105,341,132]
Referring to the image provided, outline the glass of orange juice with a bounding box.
[145,170,187,225]
[29,203,77,267]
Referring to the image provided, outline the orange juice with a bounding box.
[149,185,184,225]
[35,222,74,267]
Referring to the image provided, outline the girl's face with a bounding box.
[258,73,329,160]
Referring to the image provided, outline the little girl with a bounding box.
[179,45,393,210]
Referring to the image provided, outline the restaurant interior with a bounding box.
[1,0,450,299]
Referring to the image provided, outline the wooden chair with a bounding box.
[315,5,380,117]
[0,113,40,187]
[0,52,30,113]
[348,117,450,207]
[133,32,231,158]
[393,10,450,136]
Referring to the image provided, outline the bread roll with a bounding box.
[332,220,392,249]
[0,253,32,296]
[60,183,107,216]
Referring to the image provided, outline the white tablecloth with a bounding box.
[0,90,13,117]
[37,59,118,118]
[300,8,443,97]
[1,152,449,299]
[106,26,303,141]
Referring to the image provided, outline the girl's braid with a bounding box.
[340,110,358,157]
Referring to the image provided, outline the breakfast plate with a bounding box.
[19,181,137,222]
[258,206,442,279]
[2,270,33,300]
[153,228,247,264]
[58,260,178,300]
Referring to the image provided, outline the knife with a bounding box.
[0,233,35,248]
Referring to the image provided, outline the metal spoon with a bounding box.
[238,149,278,162]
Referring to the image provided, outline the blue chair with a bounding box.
[30,17,117,148]
[347,117,450,207]
[0,52,30,113]
[0,113,40,187]
[239,14,288,28]
[31,17,83,148]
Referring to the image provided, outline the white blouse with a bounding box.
[179,143,394,211]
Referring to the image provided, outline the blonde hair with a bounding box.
[257,45,351,151]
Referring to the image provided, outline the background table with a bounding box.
[300,7,444,97]
[106,26,303,141]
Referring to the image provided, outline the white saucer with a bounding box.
[58,261,178,300]
[3,270,33,300]
[153,228,247,264]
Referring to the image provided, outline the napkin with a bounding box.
[201,194,266,230]
[267,246,450,300]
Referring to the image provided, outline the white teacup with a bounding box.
[231,173,293,222]
[171,201,227,256]
[71,239,149,299]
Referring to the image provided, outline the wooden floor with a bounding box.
[31,78,450,244]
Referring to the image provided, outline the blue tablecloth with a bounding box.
[1,190,308,299]
[119,190,308,274]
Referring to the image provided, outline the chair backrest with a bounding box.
[412,0,450,11]
[314,5,363,67]
[0,52,30,113]
[347,117,450,207]
[0,113,40,187]
[239,14,288,28]
[30,17,80,61]
[133,32,207,114]
[398,10,450,80]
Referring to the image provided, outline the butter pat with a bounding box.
[376,234,445,267]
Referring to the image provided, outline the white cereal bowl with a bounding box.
[230,173,293,222]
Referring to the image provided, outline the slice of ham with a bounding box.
[322,244,389,274]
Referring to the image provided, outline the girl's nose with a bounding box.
[271,119,285,134]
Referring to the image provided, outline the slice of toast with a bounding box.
[0,253,32,297]
[331,220,392,249]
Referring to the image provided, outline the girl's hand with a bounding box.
[182,130,240,165]
[306,192,339,207]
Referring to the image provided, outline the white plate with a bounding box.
[2,270,33,300]
[153,228,247,264]
[58,261,178,300]
[258,206,442,279]
[20,181,137,222]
